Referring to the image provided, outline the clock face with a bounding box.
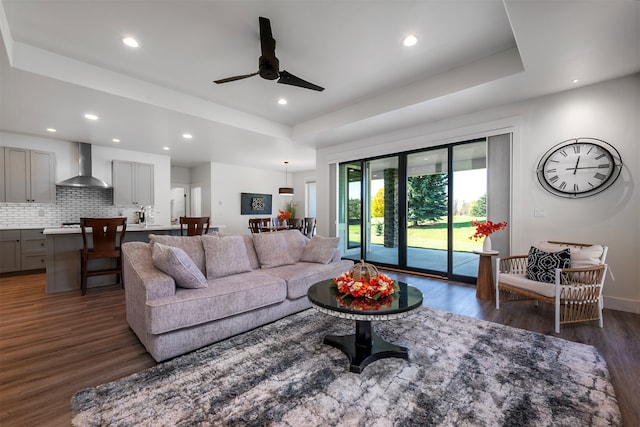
[537,138,622,198]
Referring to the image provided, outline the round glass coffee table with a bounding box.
[307,279,423,373]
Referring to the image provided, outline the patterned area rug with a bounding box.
[72,307,621,426]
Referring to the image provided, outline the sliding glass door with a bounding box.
[337,137,500,283]
[451,141,487,277]
[339,162,363,261]
[406,148,449,273]
[365,157,399,265]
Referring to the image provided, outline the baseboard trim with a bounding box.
[603,296,640,314]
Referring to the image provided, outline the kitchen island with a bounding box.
[43,224,225,293]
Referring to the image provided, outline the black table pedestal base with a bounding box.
[323,319,408,373]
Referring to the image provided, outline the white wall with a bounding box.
[210,162,300,234]
[171,166,191,185]
[316,73,640,313]
[0,131,172,225]
[191,163,211,218]
[291,170,315,218]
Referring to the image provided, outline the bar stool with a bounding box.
[80,217,127,296]
[179,216,210,236]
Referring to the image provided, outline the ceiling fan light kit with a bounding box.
[214,17,324,92]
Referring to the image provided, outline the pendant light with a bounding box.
[279,161,294,195]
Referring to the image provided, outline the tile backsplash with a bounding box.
[0,186,140,227]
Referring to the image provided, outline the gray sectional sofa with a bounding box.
[122,229,354,362]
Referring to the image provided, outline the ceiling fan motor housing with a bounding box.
[259,56,279,80]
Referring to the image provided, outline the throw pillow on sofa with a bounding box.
[300,236,340,264]
[202,235,253,279]
[252,232,295,268]
[151,242,208,289]
[526,246,571,283]
[149,234,206,274]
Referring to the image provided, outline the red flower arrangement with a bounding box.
[277,209,292,220]
[335,294,393,311]
[333,271,398,300]
[469,220,508,241]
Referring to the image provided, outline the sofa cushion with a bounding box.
[241,235,260,270]
[265,259,356,299]
[278,229,309,262]
[536,241,604,268]
[202,235,253,279]
[300,236,340,264]
[526,246,571,283]
[149,234,206,274]
[151,242,208,289]
[145,270,287,334]
[252,232,296,268]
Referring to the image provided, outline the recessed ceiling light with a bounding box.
[403,34,418,47]
[182,133,193,139]
[84,113,98,121]
[46,128,56,133]
[278,98,287,105]
[572,79,580,84]
[112,138,120,143]
[162,146,170,151]
[122,37,139,48]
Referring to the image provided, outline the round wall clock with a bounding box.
[536,137,623,198]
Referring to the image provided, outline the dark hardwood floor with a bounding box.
[1,272,638,426]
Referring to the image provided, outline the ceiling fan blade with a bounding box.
[259,17,277,62]
[278,70,325,92]
[213,72,259,84]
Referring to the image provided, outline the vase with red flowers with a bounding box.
[469,220,507,252]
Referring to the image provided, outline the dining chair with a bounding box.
[248,218,262,234]
[287,218,302,231]
[302,217,316,238]
[179,216,210,236]
[80,217,127,296]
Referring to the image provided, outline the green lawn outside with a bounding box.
[348,216,486,252]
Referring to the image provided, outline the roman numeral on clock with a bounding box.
[559,181,567,190]
[594,173,607,180]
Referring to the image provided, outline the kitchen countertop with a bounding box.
[42,224,226,235]
[0,225,61,230]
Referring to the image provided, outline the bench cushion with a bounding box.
[499,273,555,298]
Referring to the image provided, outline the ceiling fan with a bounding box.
[214,17,324,92]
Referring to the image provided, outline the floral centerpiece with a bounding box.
[335,294,394,311]
[277,209,292,220]
[333,261,398,300]
[469,220,507,251]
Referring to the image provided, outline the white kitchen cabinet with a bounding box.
[3,147,56,203]
[112,160,154,206]
[0,230,21,273]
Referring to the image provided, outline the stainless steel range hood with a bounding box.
[57,142,111,188]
